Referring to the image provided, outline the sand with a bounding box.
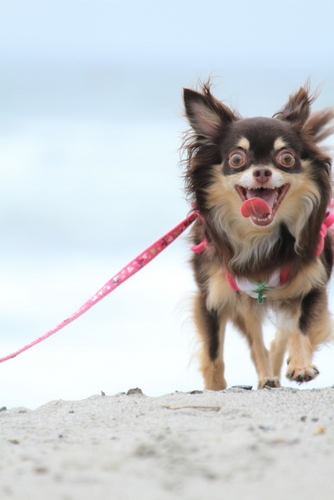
[1,386,334,500]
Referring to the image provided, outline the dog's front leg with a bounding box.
[285,289,332,384]
[234,300,279,388]
[286,329,319,383]
[269,309,296,381]
[194,291,227,390]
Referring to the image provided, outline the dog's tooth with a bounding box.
[252,213,272,223]
[273,190,279,204]
[254,216,269,222]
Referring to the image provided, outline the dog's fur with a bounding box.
[182,81,334,389]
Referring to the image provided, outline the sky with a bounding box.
[0,0,334,409]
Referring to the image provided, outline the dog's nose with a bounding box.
[252,167,272,184]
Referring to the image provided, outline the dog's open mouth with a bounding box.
[235,184,290,226]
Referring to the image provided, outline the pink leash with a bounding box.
[1,202,334,364]
[0,212,198,363]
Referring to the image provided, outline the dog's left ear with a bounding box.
[274,86,314,129]
[183,83,237,140]
[276,86,334,143]
[304,109,334,144]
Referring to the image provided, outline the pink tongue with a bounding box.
[241,197,272,218]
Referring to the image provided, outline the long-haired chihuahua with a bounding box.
[182,81,334,389]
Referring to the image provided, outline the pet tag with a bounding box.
[240,197,272,219]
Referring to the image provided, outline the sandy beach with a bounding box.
[1,386,334,499]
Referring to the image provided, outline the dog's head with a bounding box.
[183,82,333,267]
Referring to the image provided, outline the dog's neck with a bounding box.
[192,208,334,279]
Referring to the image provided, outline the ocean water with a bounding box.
[1,64,334,409]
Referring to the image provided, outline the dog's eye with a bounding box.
[277,151,295,168]
[229,151,247,168]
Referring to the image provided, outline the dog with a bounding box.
[182,81,334,389]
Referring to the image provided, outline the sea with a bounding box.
[1,63,333,409]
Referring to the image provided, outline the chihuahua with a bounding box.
[182,81,334,389]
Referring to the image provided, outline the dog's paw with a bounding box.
[258,377,280,389]
[286,364,319,383]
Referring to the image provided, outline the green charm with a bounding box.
[251,281,273,304]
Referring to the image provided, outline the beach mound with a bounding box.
[1,387,334,499]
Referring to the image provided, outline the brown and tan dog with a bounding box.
[182,81,334,389]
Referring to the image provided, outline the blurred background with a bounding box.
[1,0,334,409]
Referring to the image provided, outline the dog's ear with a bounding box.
[304,109,334,144]
[275,85,334,143]
[274,86,314,128]
[183,85,236,139]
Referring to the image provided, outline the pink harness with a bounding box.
[191,202,334,303]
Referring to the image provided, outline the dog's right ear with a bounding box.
[183,85,236,140]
